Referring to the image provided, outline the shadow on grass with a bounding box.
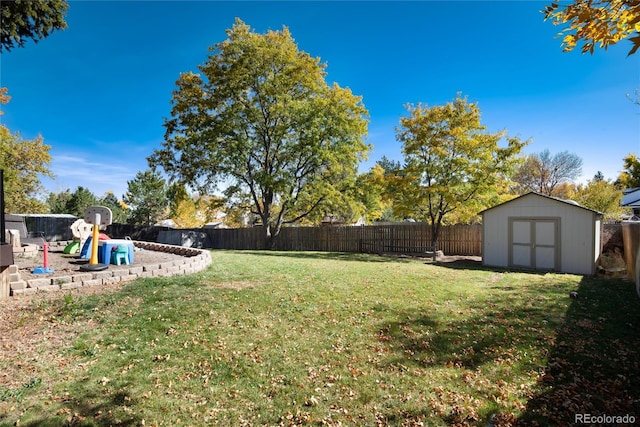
[376,294,555,373]
[373,274,640,425]
[10,388,142,427]
[516,276,640,426]
[430,258,486,271]
[373,297,554,425]
[224,249,417,263]
[431,259,555,277]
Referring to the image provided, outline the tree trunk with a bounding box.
[261,218,273,250]
[261,203,285,250]
[430,220,441,262]
[263,220,284,250]
[265,225,277,249]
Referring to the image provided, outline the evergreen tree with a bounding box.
[123,170,169,226]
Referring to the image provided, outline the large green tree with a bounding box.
[544,0,640,55]
[395,95,527,251]
[149,19,369,247]
[0,125,52,213]
[1,0,68,52]
[123,170,169,226]
[64,186,98,217]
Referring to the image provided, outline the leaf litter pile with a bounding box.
[0,250,639,426]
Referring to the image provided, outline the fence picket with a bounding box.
[199,223,483,256]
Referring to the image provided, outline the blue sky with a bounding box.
[1,0,639,200]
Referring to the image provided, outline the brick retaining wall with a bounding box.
[8,241,212,297]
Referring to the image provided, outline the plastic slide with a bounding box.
[63,241,80,254]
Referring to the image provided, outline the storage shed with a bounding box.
[480,192,602,275]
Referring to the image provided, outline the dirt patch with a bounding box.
[12,245,186,282]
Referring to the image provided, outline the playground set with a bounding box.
[30,205,135,274]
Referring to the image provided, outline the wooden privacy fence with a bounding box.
[206,223,483,256]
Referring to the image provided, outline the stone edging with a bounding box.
[8,241,212,297]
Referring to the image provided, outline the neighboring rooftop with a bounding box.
[622,188,640,208]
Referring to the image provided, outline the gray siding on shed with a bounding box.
[481,193,601,275]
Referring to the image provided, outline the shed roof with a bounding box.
[479,192,603,216]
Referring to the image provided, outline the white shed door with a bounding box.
[510,219,558,271]
[512,220,532,267]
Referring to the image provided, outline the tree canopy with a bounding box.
[123,170,169,226]
[617,153,640,188]
[394,95,527,249]
[63,186,98,218]
[512,149,583,196]
[544,0,640,55]
[0,125,52,213]
[573,173,625,220]
[170,189,224,229]
[47,188,128,221]
[1,0,68,52]
[0,88,9,115]
[99,191,128,223]
[149,19,369,247]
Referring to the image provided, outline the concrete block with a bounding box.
[82,279,102,287]
[93,271,113,280]
[111,270,129,277]
[72,273,93,282]
[128,266,143,275]
[10,280,27,290]
[166,266,180,275]
[103,276,121,285]
[61,282,82,290]
[27,278,52,288]
[159,261,176,269]
[12,287,37,296]
[52,276,72,285]
[143,264,159,272]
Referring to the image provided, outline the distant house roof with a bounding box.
[622,188,640,208]
[479,192,603,216]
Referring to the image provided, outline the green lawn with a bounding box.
[1,251,639,426]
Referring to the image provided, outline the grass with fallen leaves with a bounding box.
[1,251,639,426]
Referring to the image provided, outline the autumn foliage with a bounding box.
[544,0,640,55]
